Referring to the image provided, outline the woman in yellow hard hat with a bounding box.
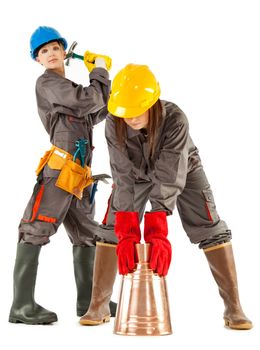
[80,63,252,331]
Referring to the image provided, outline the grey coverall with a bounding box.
[98,100,231,248]
[19,68,110,246]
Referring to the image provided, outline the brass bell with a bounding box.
[114,243,172,336]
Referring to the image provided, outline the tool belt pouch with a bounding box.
[55,159,93,200]
[47,151,68,170]
[35,150,53,176]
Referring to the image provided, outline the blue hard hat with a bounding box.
[30,26,68,59]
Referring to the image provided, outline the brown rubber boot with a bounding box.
[204,242,252,330]
[80,242,117,325]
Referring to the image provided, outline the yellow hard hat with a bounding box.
[108,64,160,118]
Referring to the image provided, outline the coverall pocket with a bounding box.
[21,182,45,223]
[155,152,182,183]
[48,151,68,170]
[202,189,219,222]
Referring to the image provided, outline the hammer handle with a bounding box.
[72,53,84,60]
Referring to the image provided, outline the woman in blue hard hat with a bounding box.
[8,26,116,325]
[80,63,252,330]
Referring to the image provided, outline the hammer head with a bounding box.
[65,41,78,66]
[92,174,112,184]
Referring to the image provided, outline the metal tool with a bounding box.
[73,139,88,166]
[65,41,84,66]
[90,174,112,204]
[92,174,111,184]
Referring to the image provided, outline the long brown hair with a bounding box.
[114,99,162,158]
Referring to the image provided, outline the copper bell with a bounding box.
[114,243,172,336]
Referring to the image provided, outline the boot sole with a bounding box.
[80,315,110,326]
[9,316,58,325]
[224,319,253,330]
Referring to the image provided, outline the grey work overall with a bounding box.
[98,100,231,248]
[19,68,110,246]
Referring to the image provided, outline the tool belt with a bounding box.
[35,145,93,200]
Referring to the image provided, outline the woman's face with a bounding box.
[36,41,66,74]
[123,110,149,130]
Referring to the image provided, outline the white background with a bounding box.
[0,0,259,349]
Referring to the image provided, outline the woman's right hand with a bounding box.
[115,211,141,275]
[116,239,137,275]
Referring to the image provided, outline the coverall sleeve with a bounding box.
[36,68,110,118]
[105,116,136,211]
[149,111,189,214]
[88,106,109,126]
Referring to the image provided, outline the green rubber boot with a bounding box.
[9,243,57,324]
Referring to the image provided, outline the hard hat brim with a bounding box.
[108,99,158,119]
[31,38,68,59]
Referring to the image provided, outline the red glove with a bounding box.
[144,211,172,276]
[115,211,141,275]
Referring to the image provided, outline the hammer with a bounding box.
[90,174,112,204]
[65,41,84,66]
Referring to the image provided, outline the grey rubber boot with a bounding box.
[9,243,57,324]
[73,245,117,317]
